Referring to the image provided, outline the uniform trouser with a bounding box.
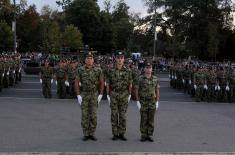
[195,85,203,101]
[139,99,156,137]
[110,92,128,136]
[0,74,3,91]
[57,80,66,98]
[68,79,76,97]
[3,73,9,88]
[9,72,15,86]
[42,79,52,98]
[81,92,98,136]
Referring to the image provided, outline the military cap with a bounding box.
[85,51,94,58]
[114,50,125,57]
[144,61,152,67]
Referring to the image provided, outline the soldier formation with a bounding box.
[169,61,235,103]
[39,51,160,142]
[0,53,22,92]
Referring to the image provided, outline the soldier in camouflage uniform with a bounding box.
[55,60,67,99]
[106,50,132,141]
[193,67,205,102]
[135,61,160,142]
[3,56,10,88]
[75,52,104,141]
[130,62,141,100]
[9,57,16,86]
[0,56,5,92]
[67,60,78,98]
[230,67,235,103]
[40,59,53,98]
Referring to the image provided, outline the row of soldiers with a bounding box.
[40,56,141,99]
[0,54,22,92]
[169,62,235,103]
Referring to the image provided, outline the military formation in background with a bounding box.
[169,62,235,103]
[39,53,145,100]
[0,53,22,92]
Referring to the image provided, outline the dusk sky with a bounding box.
[26,0,148,16]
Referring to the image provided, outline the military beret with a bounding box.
[114,50,125,56]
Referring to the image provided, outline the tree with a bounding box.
[0,20,13,51]
[16,5,41,52]
[112,0,134,50]
[65,0,101,49]
[61,24,83,50]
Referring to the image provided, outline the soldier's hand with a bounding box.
[128,95,131,103]
[194,84,197,90]
[107,95,111,106]
[156,101,159,110]
[40,79,42,84]
[2,73,4,77]
[65,80,70,86]
[97,94,103,105]
[55,80,58,85]
[77,95,82,105]
[51,79,53,84]
[136,101,141,110]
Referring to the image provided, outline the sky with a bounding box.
[25,0,148,16]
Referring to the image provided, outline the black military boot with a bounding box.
[82,136,89,141]
[89,135,97,141]
[119,134,127,141]
[112,135,119,141]
[140,135,146,142]
[147,136,154,142]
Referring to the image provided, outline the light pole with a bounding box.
[153,0,157,60]
[13,0,17,53]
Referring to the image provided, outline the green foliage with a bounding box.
[0,20,13,51]
[61,24,83,49]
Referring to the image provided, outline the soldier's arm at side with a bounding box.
[99,72,104,95]
[156,80,160,101]
[75,79,80,95]
[128,70,133,95]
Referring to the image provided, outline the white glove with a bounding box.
[79,82,81,86]
[168,74,171,78]
[65,80,69,86]
[204,84,208,90]
[226,85,230,91]
[40,79,42,84]
[104,82,107,86]
[218,85,221,91]
[51,79,53,84]
[189,80,192,85]
[7,71,9,75]
[136,101,141,110]
[77,95,82,105]
[182,79,185,84]
[107,95,111,106]
[97,94,103,105]
[156,101,159,110]
[175,76,177,80]
[194,84,197,90]
[13,70,15,74]
[2,73,4,77]
[18,67,21,72]
[55,80,58,85]
[128,95,131,103]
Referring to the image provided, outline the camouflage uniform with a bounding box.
[76,65,103,137]
[107,66,132,137]
[230,69,235,103]
[40,65,53,98]
[67,63,77,98]
[136,75,159,138]
[0,60,4,91]
[3,60,10,88]
[194,69,204,102]
[55,66,66,98]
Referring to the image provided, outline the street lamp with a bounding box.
[13,0,17,53]
[153,0,157,60]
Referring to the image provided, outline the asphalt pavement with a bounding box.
[0,72,235,152]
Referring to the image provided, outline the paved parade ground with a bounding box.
[0,73,235,152]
